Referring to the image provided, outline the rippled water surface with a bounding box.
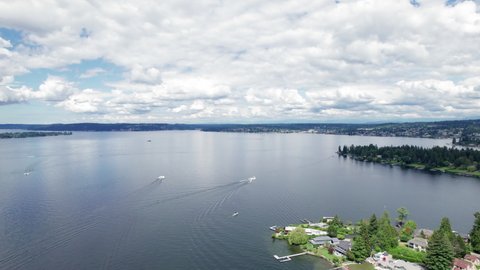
[0,131,479,270]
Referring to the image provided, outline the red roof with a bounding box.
[454,258,473,269]
[464,254,479,262]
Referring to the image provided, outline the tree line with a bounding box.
[338,144,480,171]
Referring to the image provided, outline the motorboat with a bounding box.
[247,176,256,183]
[232,212,239,217]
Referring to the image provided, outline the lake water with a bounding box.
[0,131,479,270]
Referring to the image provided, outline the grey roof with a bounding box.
[311,236,332,241]
[309,236,332,245]
[408,237,428,248]
[336,240,352,251]
[414,229,433,238]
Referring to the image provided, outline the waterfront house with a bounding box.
[284,226,327,236]
[464,254,480,266]
[407,238,428,252]
[414,229,434,239]
[334,240,352,257]
[309,236,332,245]
[308,222,329,229]
[453,258,474,270]
[323,216,335,223]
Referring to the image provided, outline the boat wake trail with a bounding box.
[188,181,248,269]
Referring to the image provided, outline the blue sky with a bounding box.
[1,0,480,123]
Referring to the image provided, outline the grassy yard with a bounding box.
[315,247,337,261]
[346,262,375,270]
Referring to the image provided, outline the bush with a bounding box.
[388,246,425,263]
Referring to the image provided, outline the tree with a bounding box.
[376,211,398,250]
[328,215,343,237]
[369,214,378,236]
[400,220,417,242]
[438,217,455,244]
[424,230,454,270]
[397,207,409,226]
[453,234,467,258]
[359,221,371,251]
[369,214,378,248]
[420,230,427,239]
[470,212,480,253]
[351,236,370,263]
[288,227,308,245]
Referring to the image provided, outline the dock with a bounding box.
[273,251,313,263]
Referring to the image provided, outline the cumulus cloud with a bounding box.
[0,0,480,122]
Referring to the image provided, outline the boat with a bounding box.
[232,212,239,217]
[157,175,166,180]
[269,225,278,231]
[247,176,256,183]
[24,172,30,176]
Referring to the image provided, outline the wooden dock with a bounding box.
[273,251,313,262]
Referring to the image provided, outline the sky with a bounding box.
[1,0,480,124]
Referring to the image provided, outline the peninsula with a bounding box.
[339,144,480,178]
[0,131,72,139]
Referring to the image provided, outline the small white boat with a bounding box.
[232,212,239,217]
[24,172,30,176]
[248,176,256,183]
[157,175,166,180]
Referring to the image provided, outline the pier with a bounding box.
[273,251,313,262]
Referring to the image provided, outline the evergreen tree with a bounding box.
[453,234,467,258]
[327,215,343,237]
[351,236,370,263]
[359,221,371,251]
[369,214,378,248]
[376,211,398,250]
[369,214,378,236]
[438,217,454,243]
[424,230,454,270]
[470,212,480,253]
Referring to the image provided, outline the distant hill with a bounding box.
[1,119,479,145]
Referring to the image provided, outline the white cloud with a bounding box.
[29,76,76,101]
[79,67,106,79]
[0,0,480,122]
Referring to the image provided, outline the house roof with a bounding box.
[408,237,428,248]
[311,236,332,241]
[336,240,352,251]
[465,254,479,262]
[454,258,473,269]
[414,228,434,238]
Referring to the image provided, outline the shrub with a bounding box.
[388,246,425,263]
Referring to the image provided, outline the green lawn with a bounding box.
[315,247,337,261]
[346,262,375,270]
